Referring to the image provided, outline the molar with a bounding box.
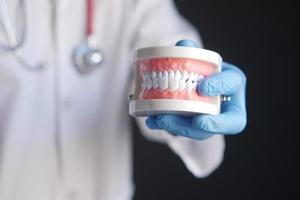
[192,80,197,90]
[186,79,193,93]
[197,74,204,82]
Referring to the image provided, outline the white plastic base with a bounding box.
[129,99,220,117]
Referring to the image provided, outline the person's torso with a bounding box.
[0,0,135,199]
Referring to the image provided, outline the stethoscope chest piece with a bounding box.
[73,42,103,74]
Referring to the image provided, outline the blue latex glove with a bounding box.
[145,39,247,140]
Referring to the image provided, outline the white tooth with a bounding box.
[197,74,204,82]
[175,70,181,80]
[178,79,186,91]
[193,73,198,81]
[152,79,159,89]
[189,72,195,80]
[158,71,163,78]
[193,73,197,81]
[190,72,197,90]
[181,70,188,81]
[143,72,150,81]
[151,71,157,80]
[186,80,193,93]
[192,80,197,90]
[168,77,178,91]
[159,78,168,91]
[168,70,175,78]
[163,71,168,78]
[146,80,152,90]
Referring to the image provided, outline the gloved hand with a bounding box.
[145,40,247,140]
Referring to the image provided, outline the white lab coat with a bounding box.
[0,0,225,199]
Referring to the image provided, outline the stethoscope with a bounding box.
[0,0,103,74]
[72,0,103,74]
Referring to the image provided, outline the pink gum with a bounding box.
[137,58,217,78]
[140,88,211,102]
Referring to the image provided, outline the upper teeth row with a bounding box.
[141,70,204,92]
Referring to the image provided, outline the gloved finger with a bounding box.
[145,116,161,130]
[194,64,247,135]
[155,115,214,140]
[192,97,247,134]
[175,39,199,48]
[197,62,246,96]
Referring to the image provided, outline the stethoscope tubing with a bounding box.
[0,0,102,73]
[0,0,27,51]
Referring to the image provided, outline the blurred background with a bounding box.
[133,0,298,199]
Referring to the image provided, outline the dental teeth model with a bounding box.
[129,42,222,117]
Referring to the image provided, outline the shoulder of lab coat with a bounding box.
[130,0,225,177]
[129,0,203,48]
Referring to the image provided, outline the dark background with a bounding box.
[133,0,298,199]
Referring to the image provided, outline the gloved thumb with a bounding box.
[197,62,246,96]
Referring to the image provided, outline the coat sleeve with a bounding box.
[129,0,225,177]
